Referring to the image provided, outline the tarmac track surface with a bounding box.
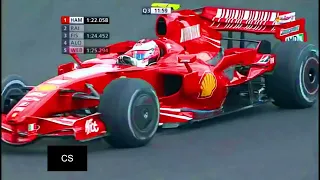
[1,0,319,180]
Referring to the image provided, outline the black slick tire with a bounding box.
[98,78,160,148]
[1,74,27,113]
[266,42,319,108]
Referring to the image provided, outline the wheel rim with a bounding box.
[132,94,157,132]
[303,57,319,94]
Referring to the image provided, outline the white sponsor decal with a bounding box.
[57,118,77,125]
[14,107,25,112]
[160,113,192,120]
[22,97,40,101]
[64,66,107,79]
[257,55,271,64]
[270,57,275,64]
[180,59,191,63]
[18,102,29,107]
[285,33,304,41]
[46,79,69,84]
[180,24,201,42]
[12,101,31,113]
[276,12,295,24]
[85,119,99,134]
[280,25,300,36]
[41,118,76,126]
[203,36,221,48]
[26,92,47,97]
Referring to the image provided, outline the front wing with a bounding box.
[2,101,269,145]
[1,113,106,145]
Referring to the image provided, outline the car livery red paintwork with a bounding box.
[2,6,317,148]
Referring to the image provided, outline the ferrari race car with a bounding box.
[2,6,319,148]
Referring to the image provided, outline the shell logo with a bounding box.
[36,84,58,91]
[11,112,18,118]
[199,72,217,98]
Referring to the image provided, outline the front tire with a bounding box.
[98,78,160,148]
[1,74,27,113]
[266,42,319,108]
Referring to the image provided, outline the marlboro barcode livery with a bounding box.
[1,5,318,149]
[199,7,303,37]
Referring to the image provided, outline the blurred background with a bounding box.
[2,0,318,84]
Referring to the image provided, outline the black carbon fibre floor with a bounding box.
[2,0,319,180]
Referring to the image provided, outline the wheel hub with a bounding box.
[303,57,319,94]
[308,69,316,83]
[132,95,156,131]
[143,110,149,119]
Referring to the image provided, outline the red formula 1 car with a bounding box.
[1,6,319,148]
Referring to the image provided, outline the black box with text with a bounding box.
[47,145,87,171]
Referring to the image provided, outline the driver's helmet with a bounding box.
[125,39,160,67]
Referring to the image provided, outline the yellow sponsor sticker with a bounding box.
[199,72,217,98]
[151,3,181,10]
[36,84,58,92]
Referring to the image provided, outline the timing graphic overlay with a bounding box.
[61,16,110,54]
[142,3,181,15]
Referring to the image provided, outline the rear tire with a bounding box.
[98,78,159,148]
[1,75,27,113]
[266,42,319,108]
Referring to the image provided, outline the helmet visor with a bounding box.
[133,49,154,60]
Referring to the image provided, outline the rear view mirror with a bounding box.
[58,62,77,75]
[177,54,197,63]
[177,54,197,72]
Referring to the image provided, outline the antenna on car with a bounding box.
[70,54,83,68]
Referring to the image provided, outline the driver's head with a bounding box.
[125,39,160,67]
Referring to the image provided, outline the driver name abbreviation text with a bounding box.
[61,16,110,24]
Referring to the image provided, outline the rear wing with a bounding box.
[194,7,307,42]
